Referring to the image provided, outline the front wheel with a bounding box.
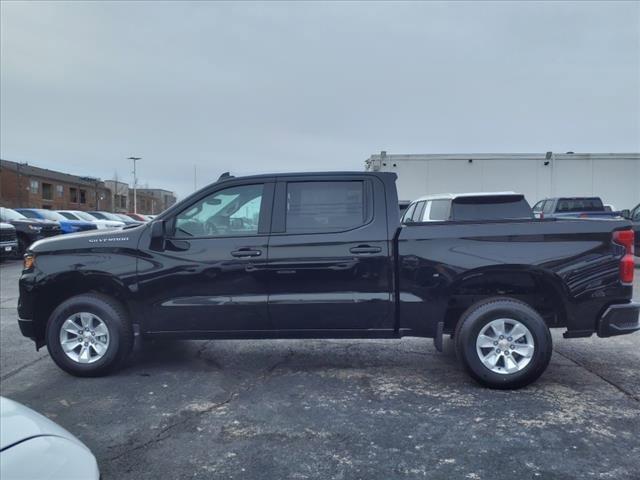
[46,293,134,377]
[454,297,552,389]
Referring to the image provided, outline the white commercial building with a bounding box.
[365,152,640,210]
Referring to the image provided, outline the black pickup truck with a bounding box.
[18,172,639,389]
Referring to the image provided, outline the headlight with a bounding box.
[27,225,42,232]
[23,253,35,270]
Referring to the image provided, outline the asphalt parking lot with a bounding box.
[1,259,639,480]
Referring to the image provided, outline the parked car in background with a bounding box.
[0,222,18,259]
[114,213,145,225]
[57,210,124,229]
[402,192,533,223]
[0,397,99,480]
[18,171,637,389]
[88,211,143,226]
[532,197,620,219]
[0,207,62,255]
[125,212,151,222]
[16,208,97,234]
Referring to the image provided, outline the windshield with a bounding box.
[115,213,135,222]
[0,207,27,221]
[35,210,67,221]
[58,211,79,220]
[73,211,99,221]
[90,211,119,221]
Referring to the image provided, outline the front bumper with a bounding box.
[0,240,18,256]
[597,302,640,337]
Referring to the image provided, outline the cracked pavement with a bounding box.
[1,259,639,479]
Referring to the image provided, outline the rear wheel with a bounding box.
[454,297,552,389]
[46,293,134,377]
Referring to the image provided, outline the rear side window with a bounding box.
[286,181,369,233]
[429,200,451,221]
[556,198,604,212]
[451,195,532,221]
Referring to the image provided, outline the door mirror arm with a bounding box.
[150,220,166,240]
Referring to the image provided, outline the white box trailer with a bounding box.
[365,152,640,210]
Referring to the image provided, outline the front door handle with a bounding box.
[231,248,262,258]
[349,245,382,255]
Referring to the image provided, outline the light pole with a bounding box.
[128,157,142,214]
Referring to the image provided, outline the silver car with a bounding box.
[0,397,99,479]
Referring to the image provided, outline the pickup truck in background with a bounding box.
[532,196,622,219]
[17,172,639,389]
[402,192,533,223]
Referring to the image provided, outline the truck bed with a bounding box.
[396,217,633,337]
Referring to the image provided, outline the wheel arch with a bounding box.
[33,272,134,345]
[443,265,568,334]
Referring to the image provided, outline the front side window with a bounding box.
[412,201,426,222]
[286,181,367,233]
[174,184,263,238]
[532,200,544,213]
[542,200,554,214]
[402,202,417,224]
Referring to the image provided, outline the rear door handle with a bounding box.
[231,248,262,258]
[349,245,382,255]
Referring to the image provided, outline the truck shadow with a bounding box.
[125,337,462,378]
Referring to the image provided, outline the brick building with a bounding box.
[129,188,176,215]
[104,180,130,213]
[0,159,112,211]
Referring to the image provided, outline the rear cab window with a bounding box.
[450,195,533,221]
[555,197,604,213]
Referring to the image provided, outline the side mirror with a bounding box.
[150,220,165,240]
[620,209,631,219]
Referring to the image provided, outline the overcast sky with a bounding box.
[1,1,639,199]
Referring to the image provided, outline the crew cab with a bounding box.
[17,172,639,389]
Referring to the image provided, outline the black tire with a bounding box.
[454,297,552,389]
[46,293,134,377]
